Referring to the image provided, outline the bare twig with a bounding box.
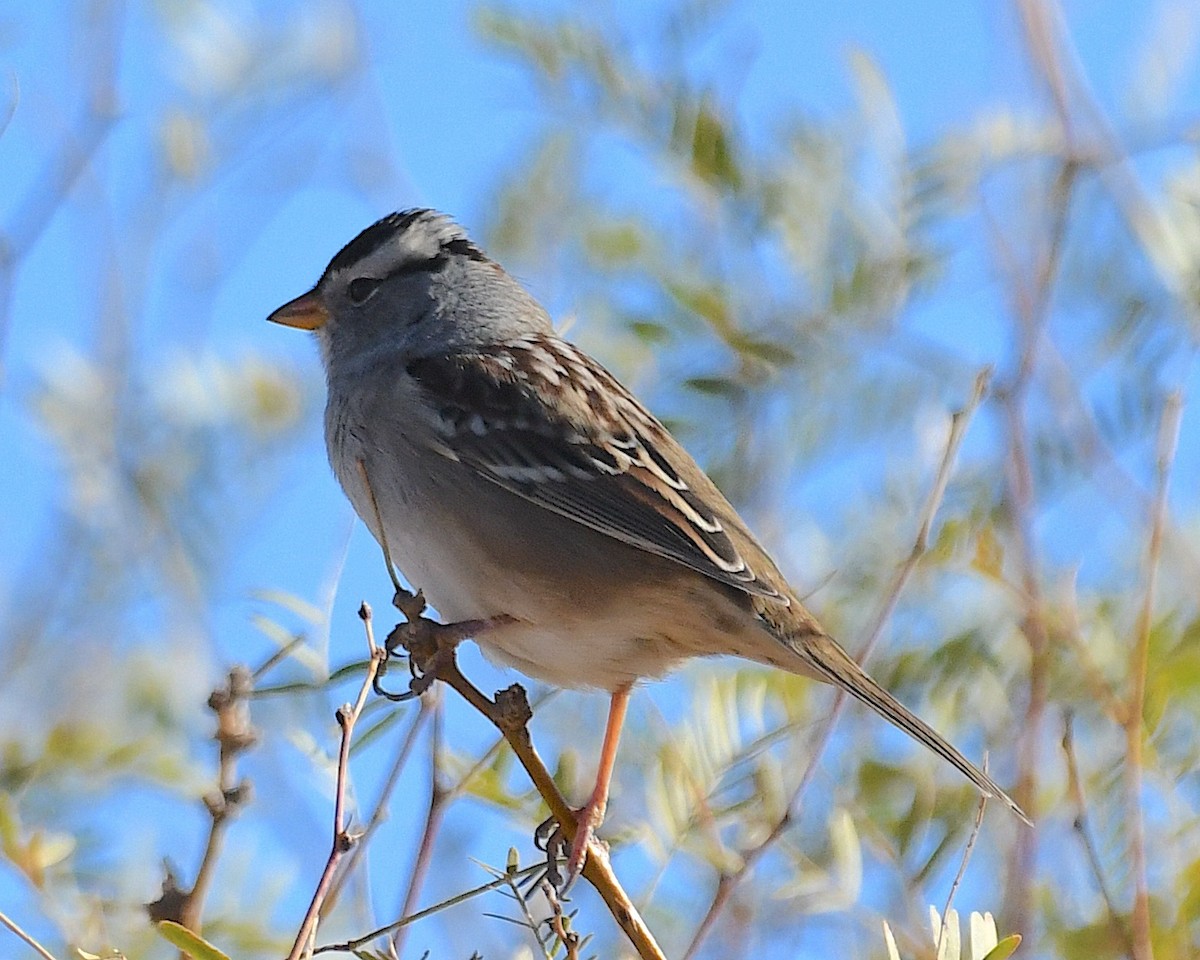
[323,699,433,912]
[0,910,59,960]
[312,863,550,955]
[1055,574,1126,724]
[936,759,989,955]
[146,665,257,945]
[682,369,992,959]
[1124,391,1182,960]
[991,123,1079,937]
[285,603,387,960]
[1062,712,1134,955]
[391,690,448,957]
[181,667,257,933]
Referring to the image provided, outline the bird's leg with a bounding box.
[544,684,631,887]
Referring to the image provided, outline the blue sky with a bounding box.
[2,1,1198,957]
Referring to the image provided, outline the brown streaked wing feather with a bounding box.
[406,336,784,600]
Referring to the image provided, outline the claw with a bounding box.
[563,797,606,889]
[534,814,559,853]
[534,801,606,893]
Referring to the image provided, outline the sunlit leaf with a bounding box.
[980,935,1021,960]
[155,922,232,960]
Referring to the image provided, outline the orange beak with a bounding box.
[267,290,329,330]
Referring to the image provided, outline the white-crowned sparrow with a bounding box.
[269,208,1029,879]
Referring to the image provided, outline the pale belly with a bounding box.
[328,412,780,691]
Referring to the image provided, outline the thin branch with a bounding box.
[937,760,989,956]
[1062,712,1134,956]
[391,691,448,957]
[147,665,257,943]
[681,369,992,960]
[312,863,550,955]
[285,603,387,960]
[1124,390,1182,960]
[322,699,433,912]
[0,910,59,960]
[1055,574,1126,725]
[991,95,1080,931]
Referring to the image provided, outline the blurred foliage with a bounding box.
[2,1,1200,959]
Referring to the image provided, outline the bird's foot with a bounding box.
[535,796,607,892]
[375,594,513,701]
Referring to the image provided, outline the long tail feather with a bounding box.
[792,631,1032,827]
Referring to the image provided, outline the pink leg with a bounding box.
[566,684,632,883]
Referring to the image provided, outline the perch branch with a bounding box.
[433,652,666,960]
[378,598,666,959]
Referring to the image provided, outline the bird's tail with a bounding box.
[791,630,1032,826]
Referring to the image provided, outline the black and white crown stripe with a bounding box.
[326,209,487,284]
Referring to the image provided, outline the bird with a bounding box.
[268,207,1030,882]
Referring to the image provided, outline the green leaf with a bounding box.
[689,94,742,189]
[584,221,644,262]
[666,280,731,332]
[685,376,741,397]
[981,934,1022,960]
[727,333,796,365]
[627,319,672,344]
[155,921,233,960]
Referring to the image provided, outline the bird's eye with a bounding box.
[347,277,380,304]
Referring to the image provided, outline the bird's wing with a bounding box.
[406,334,785,600]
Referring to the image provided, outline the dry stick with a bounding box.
[936,761,990,956]
[1061,712,1133,956]
[154,641,299,939]
[682,369,993,960]
[1007,0,1191,937]
[312,863,550,955]
[174,667,257,936]
[1124,392,1182,960]
[0,910,58,960]
[285,603,387,960]
[322,699,433,913]
[1055,575,1126,725]
[987,17,1081,906]
[391,690,448,957]
[993,153,1078,934]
